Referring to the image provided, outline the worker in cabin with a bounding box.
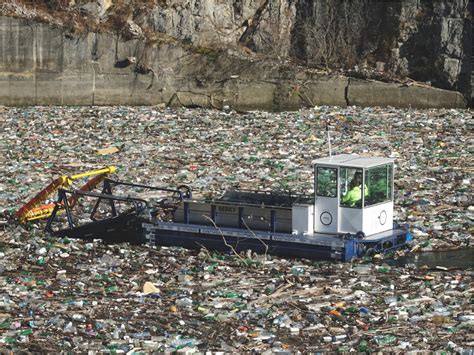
[341,172,368,207]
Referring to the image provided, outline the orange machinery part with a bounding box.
[17,166,116,222]
[21,173,109,221]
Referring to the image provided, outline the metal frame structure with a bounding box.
[16,166,116,222]
[19,155,413,262]
[43,179,411,261]
[44,179,191,243]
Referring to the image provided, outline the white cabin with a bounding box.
[294,154,394,237]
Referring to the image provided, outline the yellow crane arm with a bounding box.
[17,166,116,222]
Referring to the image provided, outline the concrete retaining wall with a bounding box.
[0,16,466,109]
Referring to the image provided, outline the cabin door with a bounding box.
[313,166,338,234]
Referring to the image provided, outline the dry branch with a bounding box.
[203,215,247,264]
[240,217,269,260]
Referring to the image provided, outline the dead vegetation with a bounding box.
[1,0,166,42]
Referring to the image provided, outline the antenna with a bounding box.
[326,118,332,157]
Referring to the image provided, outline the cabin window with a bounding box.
[364,164,393,207]
[316,167,337,198]
[340,167,364,208]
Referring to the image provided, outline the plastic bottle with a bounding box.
[63,322,76,333]
[72,314,86,322]
[375,335,397,346]
[344,306,358,314]
[290,266,305,275]
[358,340,370,352]
[105,285,119,293]
[222,291,240,298]
[0,320,11,329]
[171,336,195,350]
[359,307,370,317]
[176,297,193,307]
[19,328,33,336]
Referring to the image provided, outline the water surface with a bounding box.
[389,248,474,269]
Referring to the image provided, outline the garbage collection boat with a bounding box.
[21,154,413,261]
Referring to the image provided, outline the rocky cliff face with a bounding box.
[147,1,471,72]
[149,0,472,100]
[0,0,471,106]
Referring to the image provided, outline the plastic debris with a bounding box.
[143,282,160,294]
[0,105,472,352]
[95,146,121,155]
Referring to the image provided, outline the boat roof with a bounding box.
[312,154,394,168]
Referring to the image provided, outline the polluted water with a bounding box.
[0,105,472,352]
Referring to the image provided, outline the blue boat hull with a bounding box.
[52,214,411,261]
[143,222,411,261]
